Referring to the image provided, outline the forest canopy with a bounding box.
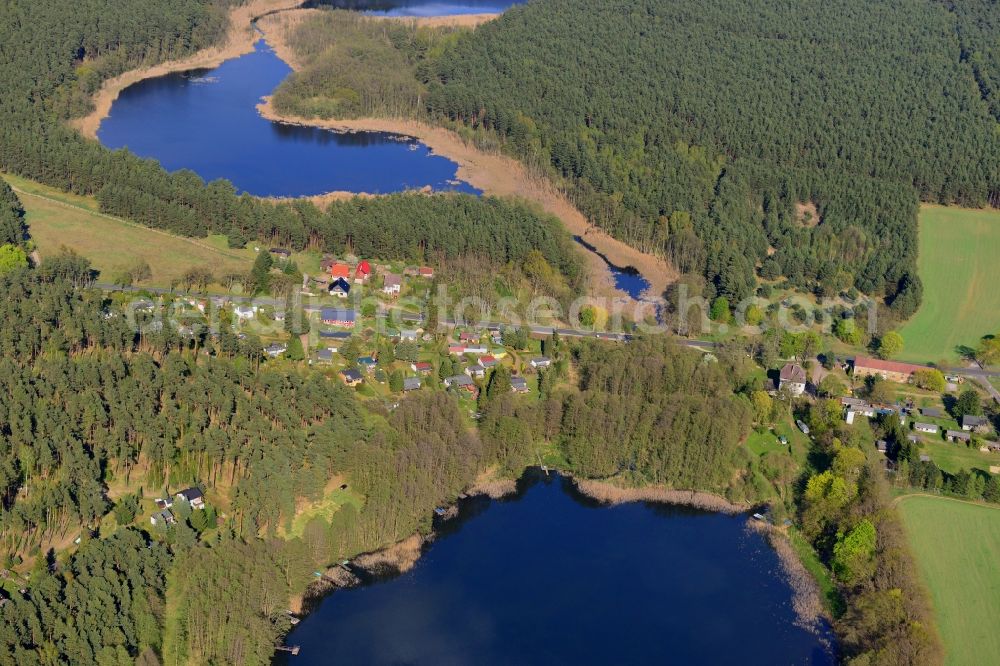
[417,0,1000,312]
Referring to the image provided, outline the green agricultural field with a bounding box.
[899,206,1000,364]
[898,495,1000,665]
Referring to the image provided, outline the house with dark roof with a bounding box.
[150,510,175,527]
[778,363,807,396]
[946,429,971,443]
[445,375,475,390]
[510,376,529,393]
[403,377,422,392]
[920,407,943,418]
[465,365,486,379]
[340,368,363,386]
[264,342,287,358]
[269,247,291,259]
[321,308,356,327]
[315,349,334,364]
[329,277,351,298]
[382,273,402,296]
[962,414,988,432]
[914,422,939,434]
[175,487,205,510]
[357,356,377,371]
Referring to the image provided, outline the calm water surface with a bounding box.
[279,472,833,665]
[305,0,526,16]
[98,39,478,197]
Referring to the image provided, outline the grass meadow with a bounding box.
[898,206,1000,363]
[897,495,1000,665]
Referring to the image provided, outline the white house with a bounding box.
[778,363,807,396]
[234,305,255,320]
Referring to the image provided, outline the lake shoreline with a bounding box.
[70,0,304,140]
[288,468,829,653]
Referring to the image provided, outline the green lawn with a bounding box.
[921,439,1000,476]
[898,495,1000,666]
[899,206,1000,364]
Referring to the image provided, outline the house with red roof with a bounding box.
[329,262,351,279]
[354,260,372,284]
[852,356,926,384]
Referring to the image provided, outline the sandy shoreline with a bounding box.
[572,477,747,514]
[257,97,671,303]
[70,0,303,139]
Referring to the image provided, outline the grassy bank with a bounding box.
[3,173,254,286]
[898,206,1000,363]
[898,495,1000,665]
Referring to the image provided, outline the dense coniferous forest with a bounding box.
[419,0,1000,313]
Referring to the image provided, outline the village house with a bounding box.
[315,349,334,364]
[465,365,486,379]
[946,429,972,443]
[321,308,356,327]
[921,407,943,418]
[962,414,989,432]
[234,305,255,320]
[445,374,476,391]
[876,439,888,454]
[354,260,372,284]
[778,362,807,396]
[175,487,205,510]
[449,345,466,355]
[264,342,287,358]
[403,377,422,392]
[411,361,433,374]
[463,346,489,355]
[459,331,481,343]
[530,356,552,369]
[154,497,173,510]
[382,273,402,296]
[478,355,498,369]
[510,376,529,393]
[329,277,351,298]
[269,247,291,260]
[399,329,419,342]
[329,262,351,279]
[914,422,939,435]
[319,330,352,351]
[340,368,363,387]
[418,266,434,279]
[150,510,175,527]
[852,356,926,383]
[357,356,377,371]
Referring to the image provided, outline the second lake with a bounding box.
[98,38,478,198]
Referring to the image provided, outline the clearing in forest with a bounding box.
[3,173,253,286]
[898,206,1000,363]
[897,494,1000,665]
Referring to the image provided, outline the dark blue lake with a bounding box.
[98,38,478,197]
[279,472,833,665]
[305,0,526,16]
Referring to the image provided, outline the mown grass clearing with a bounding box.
[897,495,1000,665]
[899,206,1000,364]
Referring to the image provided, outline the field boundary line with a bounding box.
[892,492,1000,511]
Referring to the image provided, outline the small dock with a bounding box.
[275,645,300,656]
